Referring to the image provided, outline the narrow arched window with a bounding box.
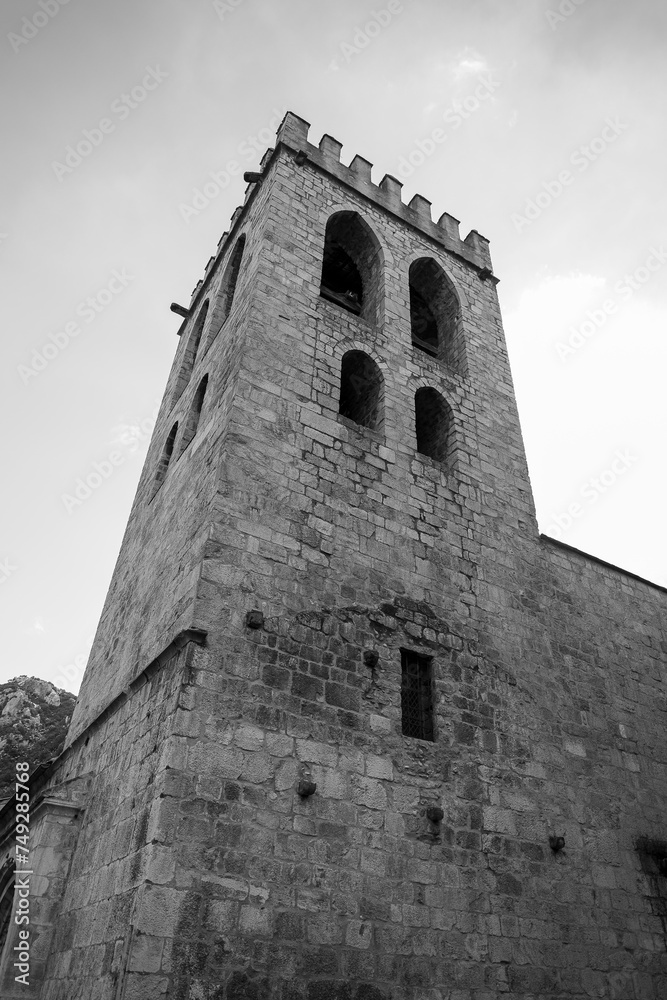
[154,422,178,489]
[415,388,454,465]
[189,300,208,368]
[207,235,246,349]
[172,300,209,404]
[179,375,208,455]
[338,351,383,430]
[409,259,464,372]
[320,212,382,324]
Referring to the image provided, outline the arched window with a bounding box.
[338,351,383,431]
[154,422,178,490]
[414,388,455,465]
[189,300,208,368]
[207,235,246,348]
[320,212,382,324]
[179,375,208,455]
[409,259,464,372]
[172,300,209,404]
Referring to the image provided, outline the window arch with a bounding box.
[414,388,455,465]
[338,351,383,431]
[179,375,208,455]
[172,300,209,404]
[207,235,246,348]
[189,300,209,368]
[153,422,178,491]
[320,212,382,325]
[409,258,465,372]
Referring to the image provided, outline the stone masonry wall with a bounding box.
[165,125,667,997]
[152,571,666,999]
[34,114,667,999]
[36,642,197,1000]
[66,178,274,744]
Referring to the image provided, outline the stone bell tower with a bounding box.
[4,112,666,1000]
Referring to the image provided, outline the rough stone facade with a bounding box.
[1,112,666,1000]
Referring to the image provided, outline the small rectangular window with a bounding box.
[401,650,434,741]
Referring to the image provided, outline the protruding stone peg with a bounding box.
[427,806,444,824]
[297,779,317,798]
[549,835,565,852]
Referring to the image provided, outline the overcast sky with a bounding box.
[2,0,666,693]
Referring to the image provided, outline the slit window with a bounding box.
[219,236,245,326]
[401,650,435,741]
[172,300,209,405]
[189,301,208,369]
[179,375,208,454]
[338,351,383,430]
[154,422,178,489]
[207,235,246,348]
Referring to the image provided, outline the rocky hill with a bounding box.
[0,677,77,804]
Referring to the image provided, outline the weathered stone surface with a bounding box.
[8,112,667,1000]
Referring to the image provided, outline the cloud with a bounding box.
[450,48,489,81]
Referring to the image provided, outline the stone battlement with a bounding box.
[275,111,493,271]
[190,110,494,308]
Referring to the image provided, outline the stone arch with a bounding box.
[408,257,467,374]
[153,421,178,492]
[207,234,246,348]
[172,299,209,404]
[319,211,384,327]
[179,375,209,455]
[338,351,384,431]
[414,387,456,466]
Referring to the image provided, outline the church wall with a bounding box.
[66,181,272,746]
[29,114,667,999]
[168,132,667,997]
[159,561,667,999]
[35,643,193,999]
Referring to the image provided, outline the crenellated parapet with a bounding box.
[274,112,493,273]
[188,111,494,309]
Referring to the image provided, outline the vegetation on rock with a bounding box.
[0,677,76,802]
